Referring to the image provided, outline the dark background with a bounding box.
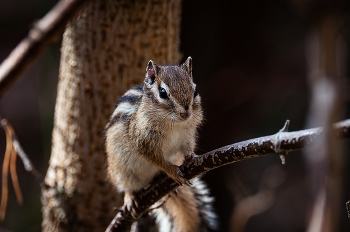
[0,0,349,231]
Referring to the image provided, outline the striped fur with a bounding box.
[153,177,218,232]
[105,86,143,131]
[105,57,217,231]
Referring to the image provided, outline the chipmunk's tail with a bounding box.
[152,176,218,232]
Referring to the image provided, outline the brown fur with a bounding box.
[162,185,200,231]
[105,57,216,231]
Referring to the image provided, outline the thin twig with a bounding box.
[0,118,47,189]
[9,140,23,205]
[106,119,350,231]
[0,124,11,220]
[0,0,89,98]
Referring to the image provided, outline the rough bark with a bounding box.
[41,0,182,231]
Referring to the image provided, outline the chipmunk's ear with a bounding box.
[145,60,160,85]
[182,56,192,76]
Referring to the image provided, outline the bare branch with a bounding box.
[106,119,350,231]
[0,0,88,98]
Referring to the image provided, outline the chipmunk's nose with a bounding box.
[180,105,190,119]
[180,111,190,119]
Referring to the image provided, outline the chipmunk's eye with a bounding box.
[194,88,198,98]
[159,87,168,99]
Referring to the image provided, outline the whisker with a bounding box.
[159,112,172,127]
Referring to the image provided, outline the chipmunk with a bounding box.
[105,57,217,231]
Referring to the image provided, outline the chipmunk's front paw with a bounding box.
[184,151,195,162]
[123,192,139,219]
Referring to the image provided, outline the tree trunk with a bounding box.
[41,0,182,230]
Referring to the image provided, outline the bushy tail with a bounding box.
[153,176,218,232]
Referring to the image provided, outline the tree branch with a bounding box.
[0,0,88,98]
[106,119,350,232]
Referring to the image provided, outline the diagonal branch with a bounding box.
[0,0,89,98]
[106,119,350,232]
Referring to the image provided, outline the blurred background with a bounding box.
[0,0,349,231]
